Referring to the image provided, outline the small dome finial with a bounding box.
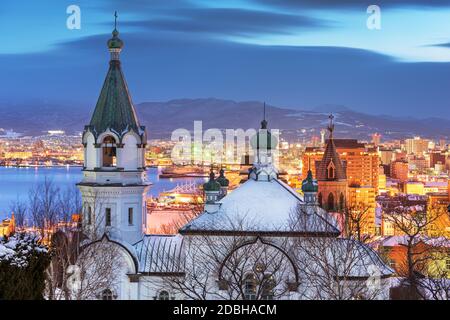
[107,11,124,58]
[216,167,230,187]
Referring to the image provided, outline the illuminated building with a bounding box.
[405,181,425,195]
[405,136,429,155]
[427,186,450,238]
[390,160,409,183]
[378,167,387,192]
[430,151,446,168]
[3,151,33,159]
[377,194,428,236]
[379,148,393,165]
[372,133,381,146]
[407,155,428,171]
[0,213,15,237]
[375,237,450,278]
[303,140,379,194]
[348,186,376,234]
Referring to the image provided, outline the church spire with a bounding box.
[87,12,144,141]
[249,102,278,181]
[316,114,346,181]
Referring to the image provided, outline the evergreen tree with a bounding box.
[0,233,50,299]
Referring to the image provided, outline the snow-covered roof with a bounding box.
[372,235,450,248]
[133,235,184,274]
[180,178,340,235]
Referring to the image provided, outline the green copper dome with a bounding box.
[203,170,221,192]
[302,170,318,193]
[107,29,124,49]
[216,169,229,187]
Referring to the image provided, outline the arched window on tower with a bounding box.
[327,161,335,180]
[102,136,117,167]
[327,193,335,211]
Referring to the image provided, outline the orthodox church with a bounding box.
[78,22,393,300]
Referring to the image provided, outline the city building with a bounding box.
[430,151,447,168]
[390,160,409,183]
[405,136,429,156]
[372,133,381,147]
[0,213,15,238]
[347,186,376,234]
[427,189,450,238]
[379,148,394,165]
[303,137,379,194]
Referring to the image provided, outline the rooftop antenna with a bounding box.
[261,102,268,129]
[328,113,335,138]
[114,11,118,30]
[263,102,266,122]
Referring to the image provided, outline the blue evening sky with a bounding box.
[1,0,450,118]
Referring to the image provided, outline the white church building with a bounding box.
[78,23,394,300]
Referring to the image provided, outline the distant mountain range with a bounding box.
[1,98,449,141]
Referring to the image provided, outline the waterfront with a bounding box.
[0,166,207,219]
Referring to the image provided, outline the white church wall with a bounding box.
[84,132,96,170]
[119,133,139,170]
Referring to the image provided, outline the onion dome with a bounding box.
[107,12,123,50]
[250,119,278,151]
[216,169,229,187]
[302,170,318,193]
[203,170,221,192]
[107,28,124,50]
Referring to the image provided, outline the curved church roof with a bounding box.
[133,235,184,274]
[180,178,340,236]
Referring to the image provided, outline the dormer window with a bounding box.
[327,161,335,179]
[102,136,117,167]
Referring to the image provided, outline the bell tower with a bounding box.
[77,13,150,244]
[316,114,347,212]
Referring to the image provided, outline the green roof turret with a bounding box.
[302,170,318,193]
[216,168,229,187]
[203,169,221,192]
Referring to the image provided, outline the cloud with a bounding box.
[3,30,450,119]
[254,0,450,9]
[431,42,450,48]
[114,8,331,39]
